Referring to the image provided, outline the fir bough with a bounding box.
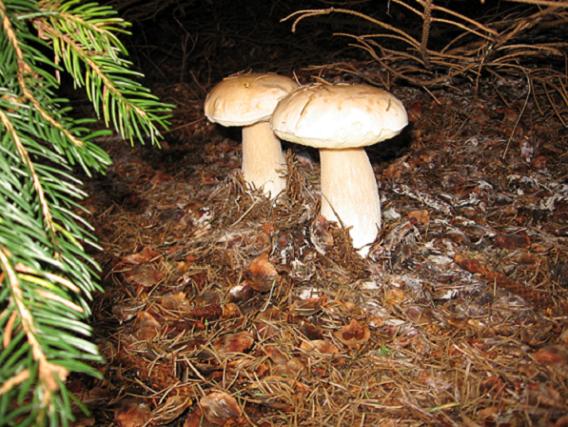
[0,0,171,425]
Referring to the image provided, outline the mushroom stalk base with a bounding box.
[242,122,287,199]
[319,148,381,256]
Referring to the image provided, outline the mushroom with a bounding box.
[271,83,408,256]
[204,73,298,199]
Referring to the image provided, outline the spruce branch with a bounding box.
[0,367,30,396]
[0,248,69,410]
[0,107,58,245]
[0,0,173,424]
[39,0,130,59]
[0,0,85,150]
[35,0,173,146]
[1,2,111,177]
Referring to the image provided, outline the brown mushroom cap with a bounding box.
[271,83,408,148]
[204,73,298,127]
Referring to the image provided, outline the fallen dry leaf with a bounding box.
[150,170,173,185]
[300,339,340,355]
[114,400,152,427]
[527,382,565,408]
[407,209,430,226]
[334,319,371,350]
[221,303,242,319]
[199,170,218,185]
[134,311,161,340]
[263,346,304,376]
[121,247,160,265]
[274,357,305,377]
[407,100,422,122]
[214,331,254,355]
[188,304,223,320]
[383,288,406,306]
[531,154,547,170]
[264,345,288,365]
[494,231,530,249]
[479,375,505,395]
[199,391,242,426]
[404,305,432,324]
[290,295,326,317]
[245,253,278,292]
[112,302,142,323]
[477,406,499,423]
[301,322,324,340]
[560,328,568,346]
[153,394,193,425]
[183,408,204,427]
[382,160,406,180]
[262,222,275,235]
[255,375,311,412]
[176,254,197,271]
[533,345,568,365]
[124,264,164,288]
[159,292,190,311]
[254,308,284,340]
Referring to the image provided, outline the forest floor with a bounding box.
[70,14,567,426]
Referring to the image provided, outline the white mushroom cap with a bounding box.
[271,83,408,256]
[205,73,299,127]
[271,83,408,149]
[203,73,298,200]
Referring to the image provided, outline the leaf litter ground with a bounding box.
[74,64,568,426]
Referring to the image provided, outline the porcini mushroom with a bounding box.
[271,83,408,256]
[204,73,298,199]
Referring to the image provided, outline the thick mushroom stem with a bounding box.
[319,148,381,256]
[241,121,287,199]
